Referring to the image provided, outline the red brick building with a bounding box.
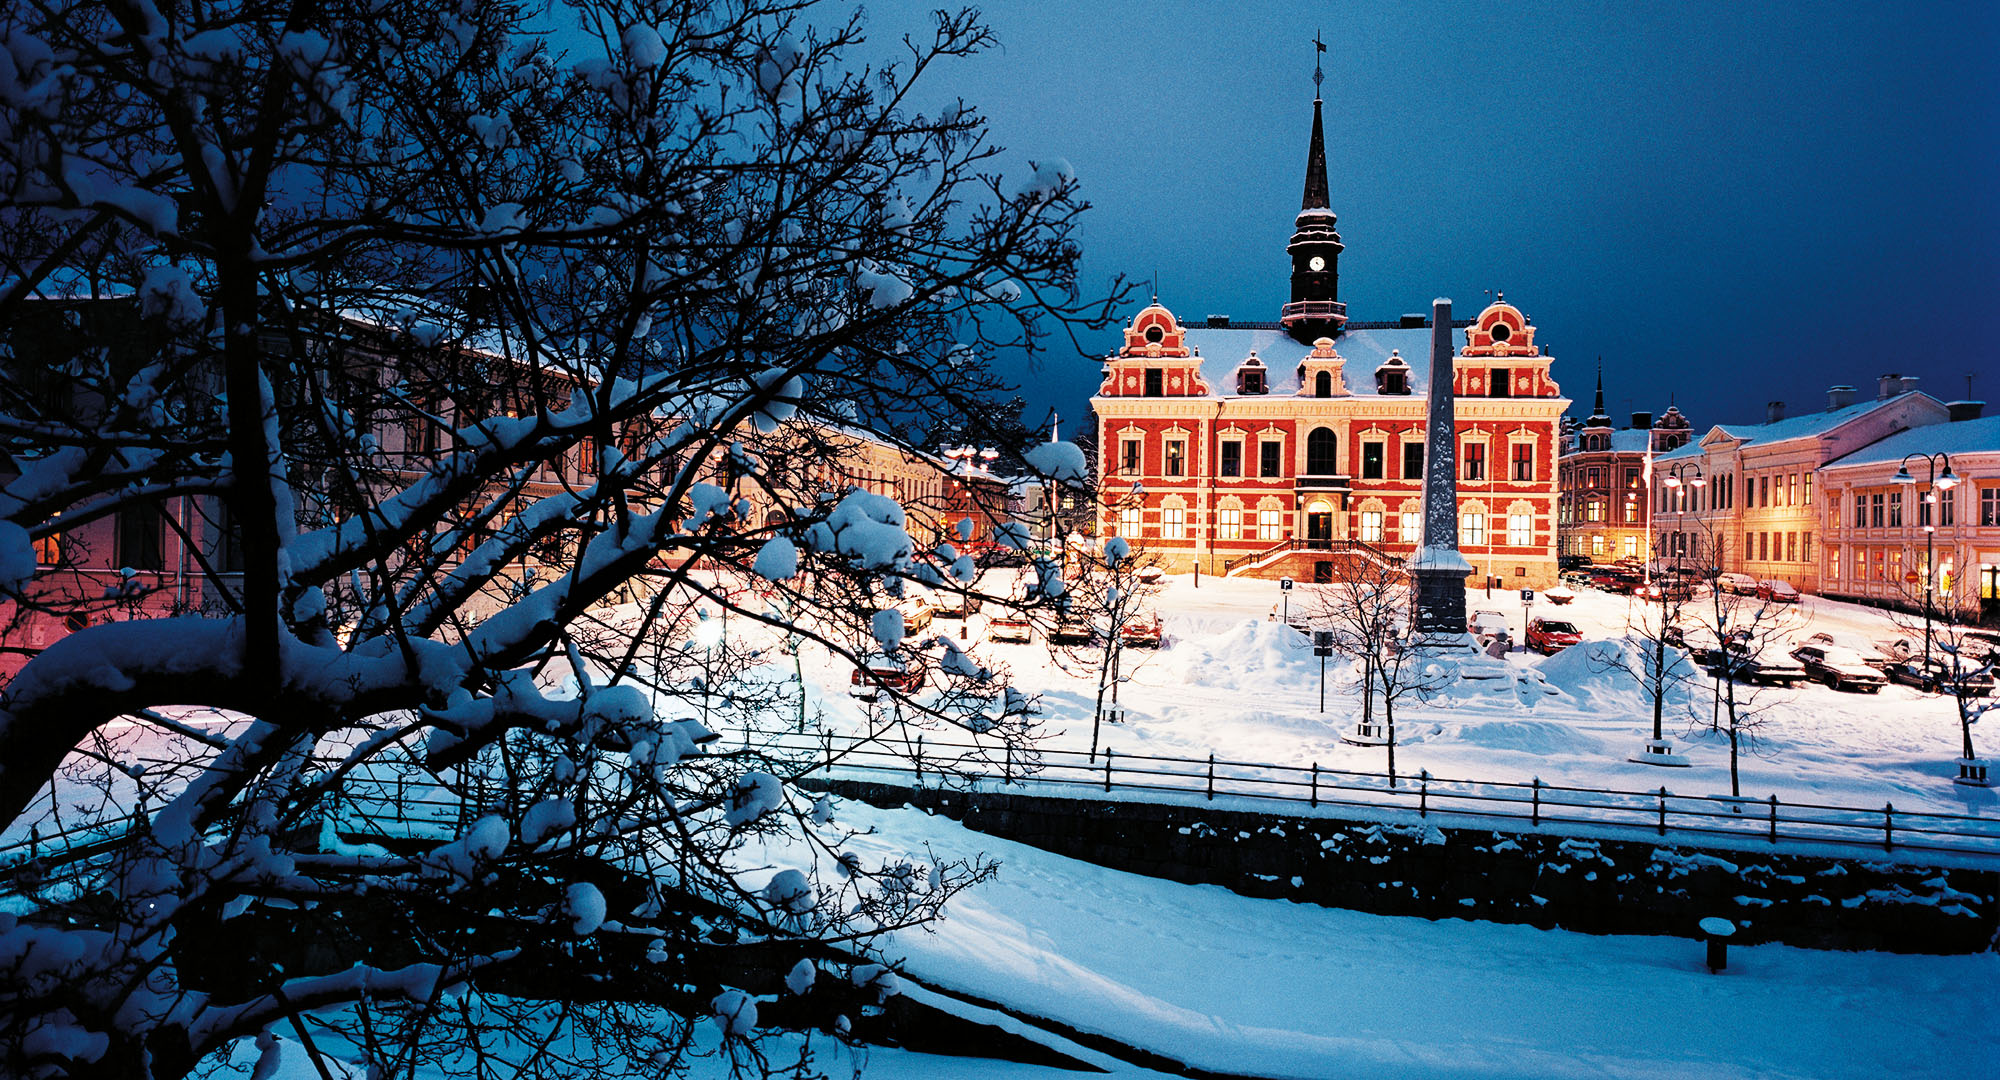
[1090,92,1569,587]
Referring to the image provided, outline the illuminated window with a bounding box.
[1161,505,1185,540]
[1216,506,1242,540]
[1164,440,1186,477]
[1622,535,1637,557]
[1463,442,1485,482]
[1257,508,1283,540]
[1461,512,1486,546]
[1359,511,1384,542]
[1591,535,1605,556]
[1399,511,1420,541]
[1119,506,1142,537]
[1507,514,1532,547]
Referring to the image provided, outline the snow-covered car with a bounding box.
[1714,572,1759,595]
[1755,579,1801,604]
[849,654,927,701]
[985,613,1032,643]
[1960,630,2000,667]
[1135,565,1166,585]
[1119,612,1164,648]
[1050,612,1096,645]
[1787,644,1887,693]
[1716,643,1808,687]
[1468,610,1509,643]
[897,595,936,634]
[1883,658,1997,697]
[1802,632,1892,670]
[931,589,982,618]
[1525,618,1582,654]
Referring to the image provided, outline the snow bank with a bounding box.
[1539,637,1699,714]
[1161,619,1317,694]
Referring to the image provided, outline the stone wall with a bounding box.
[814,780,1998,954]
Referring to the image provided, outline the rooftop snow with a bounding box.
[1821,412,2000,470]
[1710,392,1942,447]
[1179,324,1454,399]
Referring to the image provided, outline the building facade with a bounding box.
[1090,92,1568,587]
[1650,381,1953,594]
[1816,407,1999,624]
[1557,370,1693,562]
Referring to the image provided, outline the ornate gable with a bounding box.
[1098,301,1211,397]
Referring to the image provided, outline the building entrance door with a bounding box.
[1306,512,1333,549]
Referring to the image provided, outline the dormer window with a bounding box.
[1238,367,1266,395]
[1314,371,1333,398]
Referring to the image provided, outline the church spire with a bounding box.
[1301,32,1330,211]
[1586,359,1611,427]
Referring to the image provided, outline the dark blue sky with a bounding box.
[868,0,2000,434]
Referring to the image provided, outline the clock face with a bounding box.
[1308,256,1326,272]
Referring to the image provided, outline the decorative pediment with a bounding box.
[1462,295,1538,357]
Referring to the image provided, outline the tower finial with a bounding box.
[1313,30,1326,99]
[1587,358,1611,427]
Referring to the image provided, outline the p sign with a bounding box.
[1280,577,1294,591]
[1520,588,1535,602]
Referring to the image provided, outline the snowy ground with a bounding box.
[788,572,1999,822]
[802,801,2000,1080]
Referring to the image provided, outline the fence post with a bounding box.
[1657,787,1668,836]
[1419,770,1430,818]
[914,735,924,785]
[1004,743,1014,786]
[1884,802,1894,852]
[1767,794,1779,843]
[1104,747,1113,793]
[1310,763,1319,808]
[1531,777,1541,826]
[1206,753,1215,802]
[824,731,833,775]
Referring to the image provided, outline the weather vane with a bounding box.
[1313,31,1325,92]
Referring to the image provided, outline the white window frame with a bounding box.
[1119,505,1142,537]
[1507,513,1532,547]
[1257,508,1284,541]
[1359,510,1385,543]
[1216,505,1243,540]
[1461,512,1487,547]
[1161,505,1186,540]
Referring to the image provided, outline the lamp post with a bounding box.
[1892,452,1959,669]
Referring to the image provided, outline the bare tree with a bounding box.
[1682,530,1807,796]
[1595,533,1702,764]
[0,2,1126,1077]
[1885,580,1998,778]
[1306,554,1443,787]
[1052,533,1166,761]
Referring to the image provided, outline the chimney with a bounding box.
[1630,411,1653,430]
[1205,314,1230,328]
[1947,400,1986,422]
[1827,385,1857,411]
[1766,400,1786,424]
[1400,313,1428,329]
[1878,372,1905,400]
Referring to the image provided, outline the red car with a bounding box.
[849,654,927,701]
[1526,617,1583,654]
[1119,612,1164,648]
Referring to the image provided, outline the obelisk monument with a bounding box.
[1408,298,1472,638]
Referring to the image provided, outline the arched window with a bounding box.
[1305,427,1337,475]
[1314,370,1333,398]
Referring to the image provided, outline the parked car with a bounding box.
[1788,644,1888,692]
[1050,612,1096,645]
[1721,643,1809,687]
[1714,572,1759,595]
[985,613,1032,643]
[930,589,982,618]
[1119,611,1164,648]
[1803,632,1892,670]
[1755,579,1801,604]
[1557,553,1593,571]
[1959,629,2000,667]
[1526,617,1583,654]
[1468,610,1510,644]
[1589,568,1640,594]
[849,654,927,701]
[1558,569,1595,587]
[1883,658,1997,697]
[897,595,936,634]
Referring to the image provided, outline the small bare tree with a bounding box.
[1886,578,1998,777]
[1307,553,1443,787]
[1598,533,1702,763]
[1683,529,1808,796]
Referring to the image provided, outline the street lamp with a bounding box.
[1661,462,1707,577]
[1892,452,1959,669]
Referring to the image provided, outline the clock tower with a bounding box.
[1282,64,1346,344]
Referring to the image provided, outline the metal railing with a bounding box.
[1221,538,1396,577]
[781,731,2000,860]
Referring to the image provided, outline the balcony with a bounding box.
[1279,300,1348,327]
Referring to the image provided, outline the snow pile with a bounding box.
[565,882,605,935]
[1162,619,1317,693]
[0,520,33,593]
[1015,157,1075,205]
[753,536,798,581]
[808,490,911,570]
[1539,637,1699,713]
[762,869,815,916]
[724,771,784,826]
[1025,440,1087,482]
[711,988,757,1038]
[871,608,905,650]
